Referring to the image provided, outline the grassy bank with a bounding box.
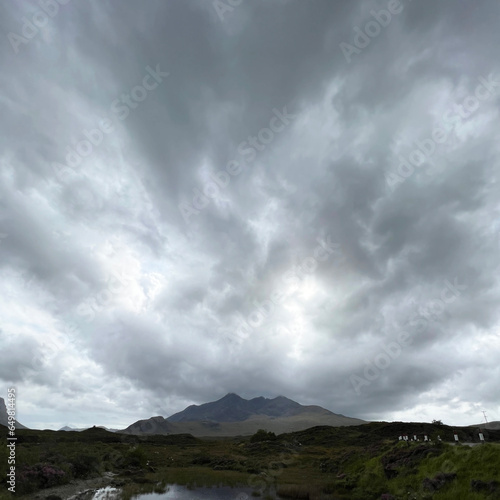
[0,422,498,499]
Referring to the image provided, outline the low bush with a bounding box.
[17,463,66,494]
[70,454,100,478]
[250,429,277,443]
[123,446,148,468]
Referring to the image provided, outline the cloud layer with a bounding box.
[1,0,499,429]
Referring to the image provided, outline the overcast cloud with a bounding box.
[1,0,499,430]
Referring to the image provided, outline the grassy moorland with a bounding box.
[0,422,499,499]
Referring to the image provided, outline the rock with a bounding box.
[381,446,442,478]
[471,479,499,493]
[422,472,457,491]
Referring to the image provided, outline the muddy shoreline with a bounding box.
[23,475,119,500]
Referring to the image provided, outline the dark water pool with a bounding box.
[90,484,262,499]
[132,484,256,499]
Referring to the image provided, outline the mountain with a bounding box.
[167,393,308,422]
[59,425,120,432]
[167,393,344,422]
[0,397,27,429]
[122,393,366,436]
[122,416,176,435]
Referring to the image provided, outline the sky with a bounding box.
[0,0,499,430]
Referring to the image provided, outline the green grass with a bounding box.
[1,423,499,499]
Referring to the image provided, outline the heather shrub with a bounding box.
[17,463,66,494]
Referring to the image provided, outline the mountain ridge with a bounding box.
[123,393,366,436]
[167,393,309,422]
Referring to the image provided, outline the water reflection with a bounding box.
[92,486,121,499]
[87,484,261,500]
[131,484,253,499]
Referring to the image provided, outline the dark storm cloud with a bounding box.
[1,0,499,428]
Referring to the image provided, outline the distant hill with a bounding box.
[122,393,366,436]
[122,416,177,435]
[469,421,500,430]
[0,397,27,429]
[59,425,119,432]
